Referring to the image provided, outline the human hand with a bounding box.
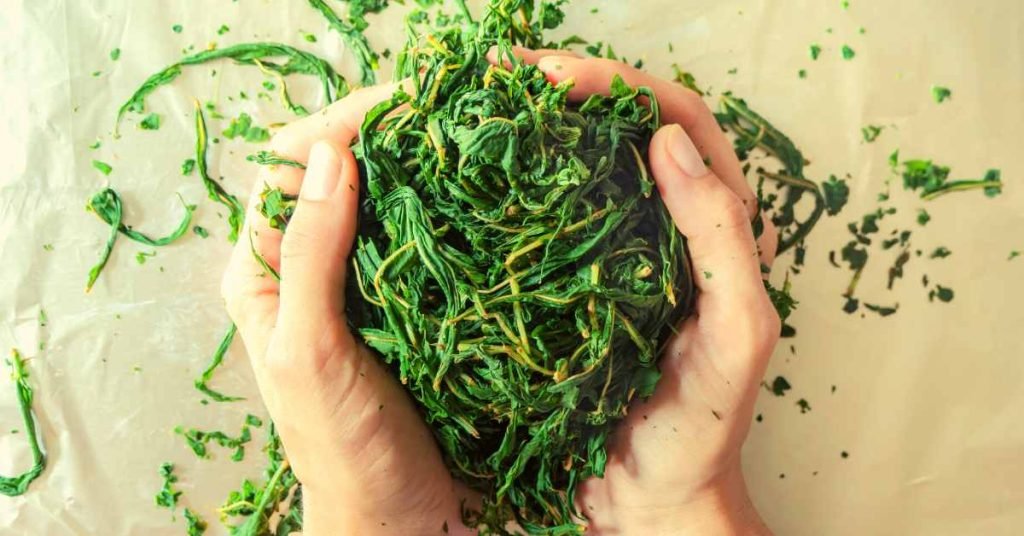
[490,49,779,535]
[221,84,474,536]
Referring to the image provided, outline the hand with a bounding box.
[491,50,780,534]
[221,84,474,535]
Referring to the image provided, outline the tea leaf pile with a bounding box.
[259,1,694,531]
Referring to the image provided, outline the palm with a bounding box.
[578,307,775,517]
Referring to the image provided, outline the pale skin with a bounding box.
[222,49,779,535]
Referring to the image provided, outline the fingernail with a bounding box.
[665,124,708,178]
[537,56,569,72]
[301,141,340,201]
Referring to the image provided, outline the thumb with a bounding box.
[650,124,779,354]
[277,141,360,341]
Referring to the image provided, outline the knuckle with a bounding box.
[677,86,705,110]
[278,227,315,264]
[716,191,753,231]
[268,125,303,156]
[753,302,783,355]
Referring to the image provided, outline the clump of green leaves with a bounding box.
[222,113,271,143]
[0,350,47,496]
[261,1,693,531]
[900,158,1002,200]
[218,425,299,535]
[154,462,182,509]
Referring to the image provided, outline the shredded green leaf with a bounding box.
[0,350,47,497]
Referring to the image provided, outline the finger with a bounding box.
[485,45,581,68]
[221,185,282,364]
[224,83,403,360]
[758,218,779,273]
[276,141,361,352]
[535,56,758,220]
[263,82,404,195]
[650,124,780,348]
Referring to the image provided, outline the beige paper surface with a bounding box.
[0,1,1021,534]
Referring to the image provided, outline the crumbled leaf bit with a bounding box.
[181,158,196,175]
[172,24,183,34]
[217,24,230,35]
[139,113,161,130]
[110,48,121,61]
[260,3,693,530]
[865,302,898,316]
[797,399,811,413]
[798,69,807,79]
[770,376,792,396]
[193,226,209,239]
[810,44,822,60]
[932,85,952,103]
[175,414,261,461]
[841,45,856,60]
[861,125,883,142]
[92,160,113,176]
[929,285,955,303]
[154,462,181,509]
[1011,251,1022,261]
[135,251,157,264]
[222,112,271,143]
[822,175,850,216]
[0,350,47,497]
[184,508,207,535]
[916,209,930,226]
[765,278,798,323]
[84,188,193,291]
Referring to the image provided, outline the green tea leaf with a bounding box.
[92,160,113,176]
[139,113,161,130]
[0,350,47,497]
[116,43,345,134]
[193,102,244,243]
[194,324,244,402]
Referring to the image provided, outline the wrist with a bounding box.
[301,488,474,536]
[583,463,771,536]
